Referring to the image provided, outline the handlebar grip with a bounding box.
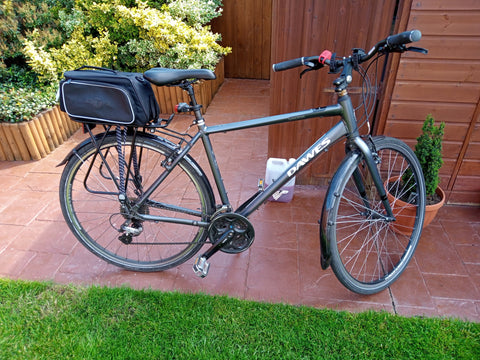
[272,57,306,72]
[386,30,422,46]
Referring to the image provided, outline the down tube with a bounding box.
[237,120,348,218]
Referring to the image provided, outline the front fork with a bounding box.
[351,136,395,221]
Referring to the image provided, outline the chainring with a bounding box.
[208,213,255,254]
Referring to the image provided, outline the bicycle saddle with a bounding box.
[143,68,216,86]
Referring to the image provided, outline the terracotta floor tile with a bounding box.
[15,172,60,192]
[395,305,439,319]
[456,243,480,266]
[58,240,109,276]
[422,273,479,300]
[0,174,24,193]
[11,220,76,255]
[253,220,298,250]
[0,191,53,226]
[437,205,480,223]
[389,260,435,309]
[0,247,36,277]
[174,262,248,299]
[0,161,35,177]
[95,267,178,292]
[441,220,479,245]
[0,79,479,322]
[415,224,468,276]
[19,251,67,281]
[0,224,23,252]
[246,246,300,304]
[433,298,480,322]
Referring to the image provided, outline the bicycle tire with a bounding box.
[59,133,215,271]
[326,136,426,294]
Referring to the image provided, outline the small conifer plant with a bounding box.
[415,114,445,198]
[400,114,445,204]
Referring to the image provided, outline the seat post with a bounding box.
[181,83,205,124]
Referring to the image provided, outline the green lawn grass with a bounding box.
[0,278,478,359]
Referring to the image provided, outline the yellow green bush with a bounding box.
[21,0,230,81]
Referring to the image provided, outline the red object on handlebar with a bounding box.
[319,50,332,65]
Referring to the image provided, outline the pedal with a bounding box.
[193,256,210,278]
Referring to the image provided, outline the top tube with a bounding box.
[204,103,343,135]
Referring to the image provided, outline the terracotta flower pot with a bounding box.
[386,177,445,236]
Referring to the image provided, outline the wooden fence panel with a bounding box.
[211,0,272,79]
[381,0,480,204]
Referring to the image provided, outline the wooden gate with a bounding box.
[268,0,411,184]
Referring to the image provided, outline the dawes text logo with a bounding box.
[287,138,331,177]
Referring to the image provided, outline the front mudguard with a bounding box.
[319,150,361,270]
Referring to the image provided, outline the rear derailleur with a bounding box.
[116,195,148,244]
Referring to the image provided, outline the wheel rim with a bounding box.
[61,137,211,271]
[332,143,424,290]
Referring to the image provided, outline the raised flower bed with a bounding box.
[0,106,81,161]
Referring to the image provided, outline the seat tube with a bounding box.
[200,131,230,206]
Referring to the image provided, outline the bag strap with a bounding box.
[74,65,117,73]
[116,126,127,198]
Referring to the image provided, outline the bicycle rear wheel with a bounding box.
[59,133,214,271]
[327,136,426,294]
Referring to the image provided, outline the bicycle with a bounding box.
[58,30,428,294]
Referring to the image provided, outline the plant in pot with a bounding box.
[387,114,445,234]
[411,114,446,225]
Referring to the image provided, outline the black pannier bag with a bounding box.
[59,66,160,126]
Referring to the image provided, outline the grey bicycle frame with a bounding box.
[134,91,394,226]
[202,104,347,217]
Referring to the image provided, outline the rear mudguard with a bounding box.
[319,149,361,270]
[57,131,173,167]
[57,131,216,211]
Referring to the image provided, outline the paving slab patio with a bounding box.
[1,79,479,322]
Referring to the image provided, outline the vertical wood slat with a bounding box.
[0,125,14,161]
[27,120,47,158]
[18,122,41,160]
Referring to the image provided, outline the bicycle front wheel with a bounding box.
[327,136,426,294]
[59,133,214,271]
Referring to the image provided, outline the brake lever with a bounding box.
[406,46,428,54]
[299,62,324,79]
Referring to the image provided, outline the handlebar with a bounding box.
[272,30,424,73]
[272,56,319,72]
[386,29,421,46]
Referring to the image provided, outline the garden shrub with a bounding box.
[0,82,57,123]
[23,0,230,80]
[0,0,74,68]
[0,64,57,123]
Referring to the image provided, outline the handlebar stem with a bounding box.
[333,59,354,93]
